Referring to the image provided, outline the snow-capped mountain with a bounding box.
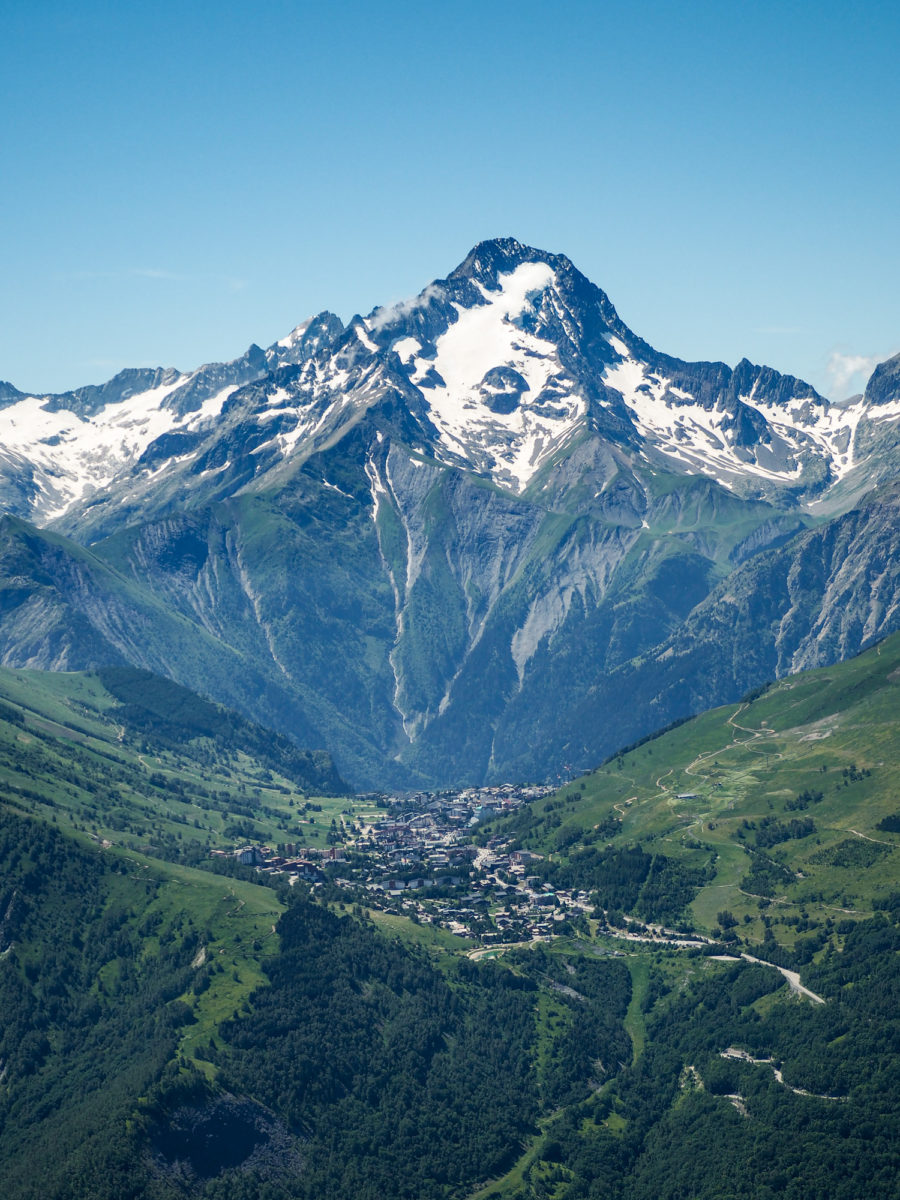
[2,238,898,537]
[359,238,899,501]
[0,313,342,526]
[1,238,899,788]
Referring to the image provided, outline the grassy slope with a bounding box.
[0,663,379,1080]
[0,665,366,854]
[486,631,900,941]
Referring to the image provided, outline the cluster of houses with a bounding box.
[355,785,552,897]
[211,782,577,940]
[362,782,556,825]
[225,782,605,939]
[211,842,333,884]
[399,838,594,940]
[211,781,710,947]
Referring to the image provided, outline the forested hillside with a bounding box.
[1,645,900,1196]
[0,808,217,1199]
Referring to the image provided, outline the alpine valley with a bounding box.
[4,240,900,1200]
[3,237,900,788]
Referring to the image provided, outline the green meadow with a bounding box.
[483,632,900,942]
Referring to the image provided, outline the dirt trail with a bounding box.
[720,1048,845,1100]
[665,703,783,796]
[847,827,894,847]
[629,704,780,810]
[739,952,825,1004]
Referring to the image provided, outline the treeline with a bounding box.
[530,843,712,925]
[508,944,632,1109]
[0,700,24,726]
[751,816,817,849]
[98,667,347,795]
[740,851,794,898]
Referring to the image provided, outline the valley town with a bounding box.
[214,783,705,947]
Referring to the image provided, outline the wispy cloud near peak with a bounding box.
[826,351,884,399]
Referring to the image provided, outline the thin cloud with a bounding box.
[826,351,884,398]
[131,268,185,281]
[368,283,445,332]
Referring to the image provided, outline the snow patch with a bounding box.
[0,375,202,520]
[322,479,354,499]
[276,317,313,349]
[414,262,586,491]
[391,336,422,363]
[353,323,378,353]
[603,351,859,487]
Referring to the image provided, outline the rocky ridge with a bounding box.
[0,239,898,787]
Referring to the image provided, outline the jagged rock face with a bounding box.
[864,352,900,407]
[0,313,346,530]
[3,237,897,537]
[549,482,900,772]
[0,239,899,787]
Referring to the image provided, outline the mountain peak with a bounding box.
[863,350,900,407]
[2,241,898,532]
[449,237,575,287]
[0,380,25,409]
[271,311,345,364]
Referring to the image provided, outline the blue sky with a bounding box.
[2,0,898,398]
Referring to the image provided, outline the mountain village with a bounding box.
[216,782,706,946]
